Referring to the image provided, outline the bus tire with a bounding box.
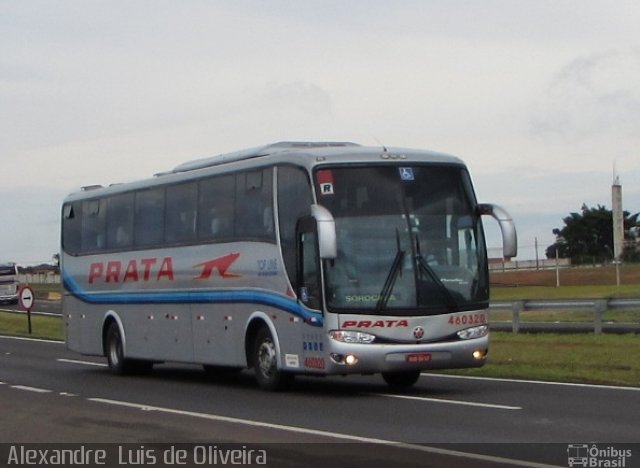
[105,322,152,375]
[382,370,421,389]
[251,326,293,391]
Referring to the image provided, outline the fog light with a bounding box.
[345,354,358,366]
[330,353,359,366]
[473,349,488,360]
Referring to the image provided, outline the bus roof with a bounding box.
[171,141,360,173]
[65,141,466,201]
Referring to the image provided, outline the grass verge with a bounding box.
[443,332,640,387]
[0,311,63,341]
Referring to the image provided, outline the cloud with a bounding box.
[258,81,334,118]
[0,187,66,265]
[529,49,640,144]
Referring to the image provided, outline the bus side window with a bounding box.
[81,199,106,252]
[166,183,197,243]
[107,193,134,249]
[235,169,274,240]
[135,188,165,247]
[62,203,81,254]
[198,174,234,241]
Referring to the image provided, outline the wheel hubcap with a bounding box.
[257,339,276,377]
[109,336,120,366]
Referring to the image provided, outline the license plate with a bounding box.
[406,353,431,363]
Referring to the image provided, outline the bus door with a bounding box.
[296,216,322,311]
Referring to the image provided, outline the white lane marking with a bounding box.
[10,385,52,393]
[57,358,108,367]
[423,373,640,392]
[0,335,63,344]
[375,393,521,410]
[89,397,555,468]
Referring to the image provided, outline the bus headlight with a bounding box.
[457,325,488,340]
[329,330,376,344]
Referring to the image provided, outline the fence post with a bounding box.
[594,300,606,334]
[512,301,523,334]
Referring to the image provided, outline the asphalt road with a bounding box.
[1,336,638,467]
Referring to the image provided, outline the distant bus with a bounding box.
[61,142,517,390]
[0,262,20,304]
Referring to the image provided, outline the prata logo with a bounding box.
[194,253,241,279]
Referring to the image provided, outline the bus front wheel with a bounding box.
[251,327,293,391]
[382,370,421,389]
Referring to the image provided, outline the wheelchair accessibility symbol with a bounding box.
[399,167,414,181]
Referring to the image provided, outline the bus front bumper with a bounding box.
[321,335,489,374]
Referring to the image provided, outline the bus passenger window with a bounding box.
[135,188,165,247]
[81,199,106,252]
[62,203,81,254]
[107,193,134,249]
[166,183,197,243]
[235,169,274,240]
[198,174,234,241]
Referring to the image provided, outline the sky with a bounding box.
[2,0,640,265]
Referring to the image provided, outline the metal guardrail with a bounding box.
[489,298,640,334]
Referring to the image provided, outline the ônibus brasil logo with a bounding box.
[567,444,632,467]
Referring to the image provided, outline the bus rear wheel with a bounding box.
[251,327,293,391]
[105,322,152,375]
[381,370,421,389]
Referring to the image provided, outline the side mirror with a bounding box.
[310,204,337,259]
[477,203,517,259]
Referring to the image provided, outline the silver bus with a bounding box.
[61,142,516,390]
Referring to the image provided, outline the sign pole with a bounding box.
[19,286,35,335]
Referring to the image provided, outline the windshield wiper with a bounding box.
[415,236,459,312]
[376,230,405,313]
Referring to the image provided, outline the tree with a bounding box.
[546,204,639,264]
[52,253,60,273]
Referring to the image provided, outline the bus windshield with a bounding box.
[316,165,488,315]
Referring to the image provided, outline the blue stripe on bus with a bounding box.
[62,273,323,326]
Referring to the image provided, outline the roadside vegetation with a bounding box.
[442,332,640,387]
[489,264,640,325]
[490,263,640,300]
[0,310,63,341]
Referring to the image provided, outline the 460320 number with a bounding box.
[448,313,486,326]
